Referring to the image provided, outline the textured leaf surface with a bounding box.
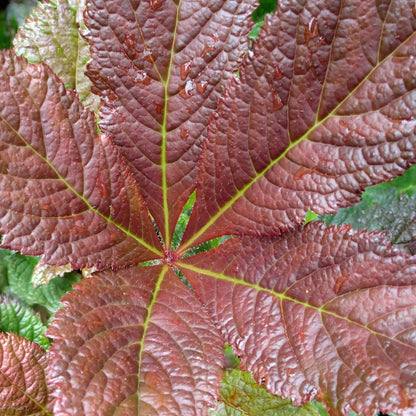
[209,369,320,416]
[85,0,256,245]
[13,0,100,111]
[0,297,49,349]
[47,265,224,415]
[0,332,50,415]
[3,252,80,316]
[0,51,162,269]
[179,222,416,416]
[182,0,416,249]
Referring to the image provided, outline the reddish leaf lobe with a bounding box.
[179,222,416,416]
[84,0,257,245]
[0,332,50,415]
[181,0,416,249]
[47,266,224,415]
[0,51,162,270]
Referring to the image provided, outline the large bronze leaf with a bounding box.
[181,0,416,249]
[84,0,257,245]
[47,265,224,415]
[0,51,162,269]
[179,222,416,415]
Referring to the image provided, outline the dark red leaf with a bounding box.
[179,222,416,416]
[181,0,416,249]
[84,0,256,246]
[47,265,224,415]
[0,51,162,269]
[0,332,50,415]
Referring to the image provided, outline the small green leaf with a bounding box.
[210,370,321,416]
[0,297,49,349]
[224,344,240,369]
[303,210,318,225]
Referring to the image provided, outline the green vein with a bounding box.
[178,261,415,349]
[0,114,163,257]
[136,265,168,413]
[179,29,416,253]
[159,1,182,248]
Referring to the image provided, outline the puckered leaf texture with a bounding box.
[1,0,416,415]
[85,0,257,245]
[47,265,224,415]
[0,51,162,269]
[179,222,416,416]
[181,0,416,249]
[0,332,50,415]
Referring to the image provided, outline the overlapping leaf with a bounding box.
[322,188,416,253]
[13,0,100,111]
[0,51,162,269]
[3,251,80,315]
[209,369,321,416]
[0,332,50,415]
[179,222,416,416]
[47,265,224,415]
[84,0,257,245]
[181,0,416,249]
[0,297,50,349]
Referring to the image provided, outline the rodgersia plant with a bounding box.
[0,0,416,415]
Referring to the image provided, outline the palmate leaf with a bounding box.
[84,0,257,245]
[0,332,51,415]
[181,0,416,249]
[1,0,416,415]
[47,265,224,415]
[0,51,162,269]
[179,222,416,416]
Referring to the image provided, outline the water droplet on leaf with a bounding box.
[180,128,190,140]
[153,101,163,114]
[197,80,208,94]
[179,80,195,98]
[124,33,136,49]
[305,17,319,42]
[294,166,313,180]
[149,0,164,10]
[202,39,217,58]
[274,65,283,80]
[143,49,154,62]
[134,70,151,85]
[180,61,192,80]
[272,93,283,110]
